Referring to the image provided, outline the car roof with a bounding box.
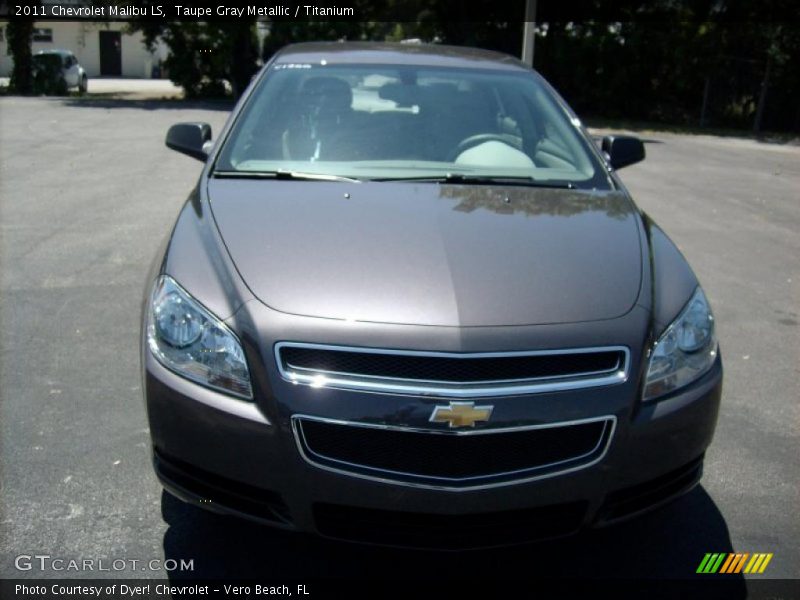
[273,42,529,72]
[35,49,75,57]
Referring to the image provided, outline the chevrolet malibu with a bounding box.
[142,42,722,549]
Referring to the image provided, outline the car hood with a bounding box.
[207,180,643,327]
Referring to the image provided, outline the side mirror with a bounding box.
[601,135,645,170]
[166,122,212,162]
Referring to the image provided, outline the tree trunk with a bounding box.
[753,54,772,134]
[229,22,258,100]
[700,76,711,127]
[7,18,35,95]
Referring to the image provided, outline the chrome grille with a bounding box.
[275,342,629,397]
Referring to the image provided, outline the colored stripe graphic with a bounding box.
[744,553,774,574]
[699,553,773,574]
[720,554,736,573]
[731,553,749,573]
[710,554,726,573]
[697,554,713,573]
[745,554,759,573]
[758,554,773,573]
[698,553,727,573]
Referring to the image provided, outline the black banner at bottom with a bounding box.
[2,579,800,600]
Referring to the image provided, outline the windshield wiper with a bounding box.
[213,170,361,183]
[371,173,576,188]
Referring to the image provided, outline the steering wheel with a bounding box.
[447,133,520,162]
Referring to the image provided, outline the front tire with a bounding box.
[78,75,88,94]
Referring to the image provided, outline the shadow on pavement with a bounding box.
[59,97,234,111]
[162,485,744,594]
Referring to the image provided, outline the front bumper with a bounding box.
[143,339,722,549]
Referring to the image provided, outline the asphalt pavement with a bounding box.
[0,95,798,589]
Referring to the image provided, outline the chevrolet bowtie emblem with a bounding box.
[429,401,494,428]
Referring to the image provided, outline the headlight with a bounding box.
[643,287,718,401]
[147,275,253,399]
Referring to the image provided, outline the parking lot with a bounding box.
[0,95,798,587]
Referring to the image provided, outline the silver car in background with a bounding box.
[33,49,88,93]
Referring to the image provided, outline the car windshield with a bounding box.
[33,54,63,69]
[215,63,610,188]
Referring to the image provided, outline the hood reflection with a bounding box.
[440,186,631,220]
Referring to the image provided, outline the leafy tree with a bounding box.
[260,1,445,61]
[126,0,798,132]
[533,0,799,132]
[130,20,259,98]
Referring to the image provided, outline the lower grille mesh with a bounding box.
[296,417,611,486]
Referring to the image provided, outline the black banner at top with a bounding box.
[1,0,798,23]
[3,1,373,21]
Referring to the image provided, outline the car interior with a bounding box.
[224,66,596,181]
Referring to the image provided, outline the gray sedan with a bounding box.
[141,42,722,549]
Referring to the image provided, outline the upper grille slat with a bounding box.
[282,346,620,383]
[276,343,629,398]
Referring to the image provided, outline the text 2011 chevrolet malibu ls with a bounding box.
[142,42,722,549]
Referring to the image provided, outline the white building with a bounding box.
[0,21,167,78]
